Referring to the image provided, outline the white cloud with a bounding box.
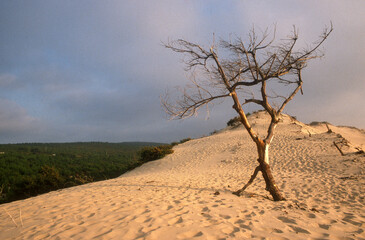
[0,99,42,142]
[0,73,16,87]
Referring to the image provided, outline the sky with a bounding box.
[0,0,364,144]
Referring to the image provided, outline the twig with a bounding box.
[19,208,24,227]
[3,208,18,227]
[307,130,312,137]
[326,124,332,133]
[333,141,345,156]
[355,147,364,154]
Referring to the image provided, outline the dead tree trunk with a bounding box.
[233,145,285,201]
[257,141,285,201]
[256,141,285,201]
[230,92,285,201]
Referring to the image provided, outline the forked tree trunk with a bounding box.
[230,94,285,201]
[257,141,285,201]
[233,141,285,201]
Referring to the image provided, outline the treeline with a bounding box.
[0,142,167,204]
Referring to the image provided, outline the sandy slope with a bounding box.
[1,113,364,240]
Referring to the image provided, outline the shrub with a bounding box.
[170,142,179,146]
[39,165,65,190]
[179,138,191,144]
[227,113,252,127]
[210,130,218,135]
[139,145,173,163]
[72,173,93,185]
[227,116,240,126]
[309,121,331,126]
[170,138,192,146]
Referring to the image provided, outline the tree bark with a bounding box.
[256,141,285,201]
[233,140,285,201]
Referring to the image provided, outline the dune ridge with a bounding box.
[1,113,364,239]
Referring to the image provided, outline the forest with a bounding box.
[0,142,170,204]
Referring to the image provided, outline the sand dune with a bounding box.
[1,113,364,239]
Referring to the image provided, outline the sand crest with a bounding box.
[1,113,364,239]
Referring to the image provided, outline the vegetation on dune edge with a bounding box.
[0,141,183,204]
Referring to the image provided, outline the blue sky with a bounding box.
[0,0,364,143]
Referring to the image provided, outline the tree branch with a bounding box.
[161,92,230,119]
[232,165,261,196]
[277,70,303,115]
[163,24,332,140]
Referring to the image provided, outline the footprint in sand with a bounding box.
[318,224,330,230]
[239,223,251,231]
[168,216,183,225]
[272,228,283,233]
[177,230,203,239]
[342,215,363,226]
[277,216,297,224]
[201,213,213,220]
[135,215,152,223]
[219,214,231,220]
[289,225,310,234]
[220,225,235,234]
[245,212,256,218]
[165,205,173,211]
[201,207,210,212]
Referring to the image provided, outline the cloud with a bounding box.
[0,99,42,143]
[0,73,16,85]
[0,1,364,143]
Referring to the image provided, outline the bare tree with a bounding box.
[162,24,333,201]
